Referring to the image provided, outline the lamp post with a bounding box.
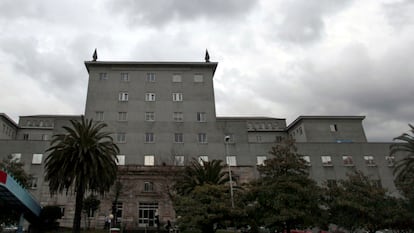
[108,213,114,233]
[225,136,235,208]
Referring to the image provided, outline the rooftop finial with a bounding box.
[92,48,98,61]
[205,49,210,62]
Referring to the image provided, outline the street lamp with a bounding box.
[224,135,235,208]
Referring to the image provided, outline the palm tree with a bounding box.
[390,124,414,182]
[175,159,230,195]
[45,116,119,233]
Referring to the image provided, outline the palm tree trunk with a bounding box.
[73,185,85,233]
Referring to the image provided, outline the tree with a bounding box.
[44,116,119,233]
[0,154,32,188]
[83,195,100,229]
[174,159,230,195]
[390,124,414,200]
[326,171,390,233]
[248,140,322,233]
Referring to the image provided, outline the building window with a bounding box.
[119,92,129,102]
[32,154,43,164]
[257,156,267,165]
[174,156,185,166]
[224,134,234,143]
[174,133,183,143]
[138,202,158,227]
[145,133,154,143]
[145,93,156,101]
[144,182,154,192]
[23,134,29,140]
[194,74,204,82]
[172,74,182,82]
[172,93,183,102]
[29,177,38,189]
[116,155,125,165]
[198,155,208,165]
[364,155,376,166]
[117,133,126,143]
[145,112,155,121]
[121,73,129,82]
[95,111,104,121]
[146,73,156,82]
[321,156,332,166]
[11,153,21,162]
[385,156,395,167]
[173,112,183,122]
[342,155,354,166]
[42,134,49,141]
[112,202,123,223]
[144,155,154,166]
[198,133,207,143]
[275,136,283,143]
[226,156,237,166]
[330,124,338,132]
[197,112,206,122]
[256,135,262,142]
[302,155,311,166]
[99,73,108,80]
[118,112,128,121]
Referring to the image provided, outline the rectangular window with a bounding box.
[386,156,395,167]
[364,155,376,166]
[11,153,21,162]
[95,111,104,121]
[29,177,38,189]
[302,155,311,166]
[172,74,182,82]
[32,154,43,164]
[257,156,267,165]
[256,135,262,142]
[342,155,354,166]
[198,133,207,143]
[112,202,123,223]
[198,155,208,165]
[321,156,332,166]
[116,155,125,165]
[99,73,108,80]
[138,202,158,227]
[118,112,128,121]
[275,136,283,143]
[119,92,129,102]
[194,74,204,82]
[197,112,206,122]
[226,156,237,166]
[145,93,156,101]
[23,134,29,140]
[42,134,49,141]
[117,133,126,143]
[145,112,155,121]
[145,133,154,143]
[174,156,185,166]
[144,155,155,166]
[174,133,183,143]
[330,124,338,132]
[173,112,183,122]
[172,93,183,101]
[120,73,129,82]
[146,73,156,82]
[144,182,154,192]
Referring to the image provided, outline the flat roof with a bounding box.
[84,60,218,74]
[216,116,285,121]
[287,115,366,129]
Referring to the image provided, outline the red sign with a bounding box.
[0,170,7,184]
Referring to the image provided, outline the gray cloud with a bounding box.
[383,0,414,29]
[108,0,257,26]
[267,0,352,44]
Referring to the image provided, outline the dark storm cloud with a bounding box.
[108,0,257,26]
[269,0,352,43]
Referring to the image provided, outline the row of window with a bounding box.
[115,155,238,167]
[99,72,204,83]
[2,123,14,137]
[24,120,54,128]
[116,132,209,143]
[10,153,43,164]
[301,155,395,167]
[95,111,207,122]
[118,92,186,102]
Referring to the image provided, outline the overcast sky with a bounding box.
[0,0,413,142]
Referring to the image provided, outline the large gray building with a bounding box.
[0,56,400,229]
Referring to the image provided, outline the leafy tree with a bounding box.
[390,124,414,200]
[83,195,100,229]
[248,140,323,233]
[44,116,119,233]
[326,171,390,233]
[174,159,230,195]
[0,154,32,188]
